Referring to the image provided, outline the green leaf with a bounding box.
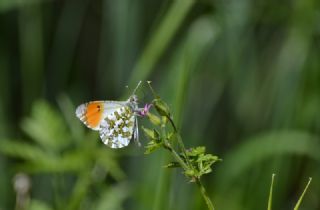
[184,169,196,177]
[163,162,181,168]
[21,100,71,152]
[215,131,320,190]
[17,153,86,174]
[57,94,84,140]
[197,154,219,163]
[144,140,163,154]
[196,154,220,176]
[0,140,92,173]
[29,199,53,210]
[66,171,92,210]
[142,127,160,142]
[162,116,168,125]
[0,0,46,13]
[128,0,195,87]
[95,183,130,210]
[147,112,162,126]
[96,149,126,181]
[0,140,52,162]
[181,146,220,178]
[166,132,174,141]
[142,127,154,139]
[186,146,206,157]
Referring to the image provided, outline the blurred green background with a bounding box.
[0,0,320,209]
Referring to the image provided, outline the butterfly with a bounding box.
[75,82,148,149]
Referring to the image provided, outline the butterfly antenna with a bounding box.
[132,80,142,95]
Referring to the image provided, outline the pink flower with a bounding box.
[139,104,152,116]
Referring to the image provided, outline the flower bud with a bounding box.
[147,112,161,126]
[154,99,170,116]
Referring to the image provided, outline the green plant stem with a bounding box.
[293,177,312,210]
[195,178,215,210]
[163,120,215,210]
[166,114,193,168]
[148,80,193,168]
[267,174,276,210]
[147,82,215,210]
[163,140,189,171]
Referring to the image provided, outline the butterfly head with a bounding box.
[127,94,139,110]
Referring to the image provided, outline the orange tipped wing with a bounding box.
[85,102,105,129]
[76,100,126,130]
[76,101,104,130]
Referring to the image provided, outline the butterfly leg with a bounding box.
[134,118,141,147]
[133,117,141,146]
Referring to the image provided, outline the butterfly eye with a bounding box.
[130,95,138,102]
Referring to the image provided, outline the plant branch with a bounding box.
[195,178,215,210]
[165,114,215,210]
[163,140,189,171]
[165,114,193,169]
[144,81,216,210]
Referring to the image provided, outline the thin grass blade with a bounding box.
[267,174,276,210]
[293,177,312,210]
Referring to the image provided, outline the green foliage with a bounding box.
[94,183,130,210]
[142,83,218,210]
[215,131,320,190]
[0,99,126,209]
[0,0,45,13]
[182,147,220,178]
[145,112,162,126]
[144,137,163,155]
[143,85,220,181]
[29,200,53,210]
[21,101,71,152]
[128,0,195,87]
[1,0,320,209]
[142,127,161,143]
